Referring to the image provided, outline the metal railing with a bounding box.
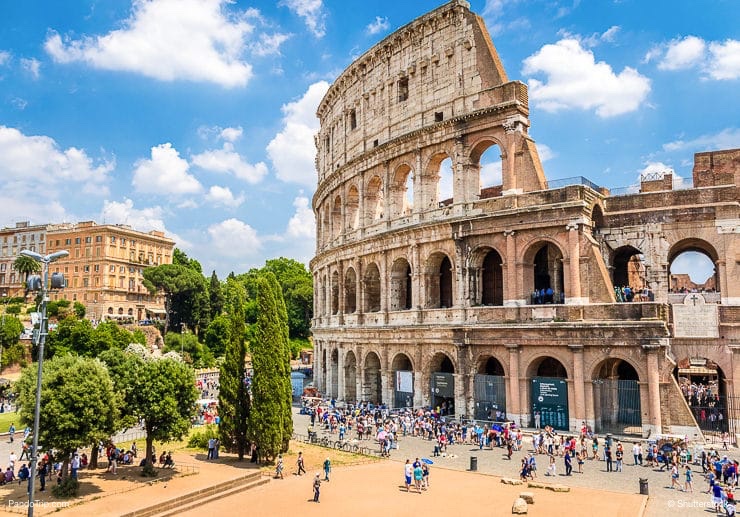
[291,432,375,456]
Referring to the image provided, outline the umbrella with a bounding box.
[421,458,434,465]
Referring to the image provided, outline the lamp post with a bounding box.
[20,249,68,517]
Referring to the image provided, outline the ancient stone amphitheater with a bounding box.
[310,0,739,438]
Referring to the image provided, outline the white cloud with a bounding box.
[250,32,291,57]
[219,126,243,142]
[267,81,328,185]
[662,128,740,153]
[638,161,688,189]
[44,0,254,88]
[205,185,245,207]
[207,218,261,258]
[600,26,620,43]
[537,143,555,162]
[286,195,315,238]
[132,143,202,195]
[191,142,268,183]
[282,0,326,38]
[101,198,165,232]
[366,16,390,36]
[658,36,705,71]
[20,58,40,79]
[0,51,10,66]
[707,40,740,80]
[523,38,651,117]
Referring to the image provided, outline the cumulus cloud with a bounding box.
[653,36,740,80]
[286,195,315,239]
[0,51,10,66]
[658,35,706,71]
[638,161,688,189]
[220,126,243,142]
[207,218,261,257]
[101,198,166,232]
[250,32,291,57]
[282,0,325,38]
[20,58,40,79]
[44,0,254,88]
[523,38,651,117]
[662,128,740,153]
[191,142,268,183]
[132,143,202,195]
[366,16,390,36]
[267,81,328,185]
[205,185,245,207]
[600,26,620,43]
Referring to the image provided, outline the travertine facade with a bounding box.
[310,1,740,438]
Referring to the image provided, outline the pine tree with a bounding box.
[218,278,249,459]
[248,272,293,461]
[209,270,225,318]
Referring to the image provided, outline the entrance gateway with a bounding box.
[431,372,455,416]
[531,377,569,431]
[394,370,413,408]
[474,374,506,420]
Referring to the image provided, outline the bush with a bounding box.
[52,477,79,498]
[188,424,218,449]
[6,305,21,315]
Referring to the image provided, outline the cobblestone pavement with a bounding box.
[294,410,735,517]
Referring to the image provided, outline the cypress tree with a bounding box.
[218,279,249,459]
[248,272,293,461]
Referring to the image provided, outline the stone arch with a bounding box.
[473,354,507,419]
[346,184,360,230]
[321,347,327,393]
[389,163,414,218]
[362,350,383,403]
[321,205,330,246]
[330,348,339,398]
[591,203,605,234]
[389,257,413,311]
[391,352,414,408]
[364,175,384,225]
[363,262,381,312]
[424,150,453,209]
[425,251,454,308]
[612,245,645,295]
[331,195,342,239]
[471,246,504,306]
[477,355,506,375]
[591,357,643,434]
[672,351,729,433]
[525,355,569,379]
[522,239,566,303]
[344,350,358,402]
[330,270,339,315]
[344,267,357,313]
[668,238,720,292]
[469,137,504,198]
[429,350,456,414]
[391,352,414,371]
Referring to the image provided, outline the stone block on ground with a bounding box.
[501,477,523,485]
[519,491,534,504]
[546,484,570,493]
[527,481,546,489]
[512,497,528,514]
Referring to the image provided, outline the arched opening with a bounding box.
[363,351,382,404]
[669,239,719,298]
[474,356,506,420]
[344,267,357,313]
[321,206,330,247]
[365,175,384,225]
[592,358,642,435]
[391,353,414,408]
[472,141,503,199]
[439,256,453,308]
[612,246,645,301]
[390,164,414,218]
[481,249,503,306]
[591,204,605,235]
[530,242,564,304]
[330,271,339,315]
[344,351,357,403]
[437,157,454,206]
[674,357,727,434]
[390,258,413,311]
[430,352,455,415]
[331,195,342,239]
[529,356,569,431]
[321,347,327,392]
[346,185,359,230]
[426,253,453,309]
[320,274,327,316]
[363,262,381,312]
[330,348,339,398]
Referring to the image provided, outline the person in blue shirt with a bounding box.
[712,483,724,513]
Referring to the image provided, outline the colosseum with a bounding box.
[310,0,739,439]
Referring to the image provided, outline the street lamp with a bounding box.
[20,249,68,517]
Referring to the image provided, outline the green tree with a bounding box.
[127,358,198,472]
[142,264,208,335]
[204,314,230,358]
[218,278,249,460]
[12,255,41,286]
[73,301,86,319]
[16,355,118,479]
[163,332,214,368]
[247,272,293,461]
[0,315,24,368]
[173,248,203,273]
[209,271,225,319]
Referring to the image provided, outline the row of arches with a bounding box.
[318,242,563,316]
[317,143,504,245]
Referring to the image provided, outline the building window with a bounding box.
[398,77,409,102]
[435,111,444,122]
[111,236,116,244]
[75,237,81,244]
[85,236,92,243]
[84,265,90,272]
[74,266,79,273]
[110,265,115,273]
[94,264,99,272]
[349,109,357,130]
[65,239,71,245]
[121,238,126,245]
[96,235,102,242]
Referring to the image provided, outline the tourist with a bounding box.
[8,422,15,443]
[413,461,423,493]
[712,482,724,512]
[547,454,556,476]
[632,443,641,466]
[422,462,430,489]
[576,452,584,474]
[684,465,693,493]
[564,450,572,476]
[207,437,215,460]
[71,453,80,479]
[323,457,331,481]
[404,459,412,492]
[313,473,321,503]
[615,446,624,472]
[592,435,599,460]
[605,446,613,472]
[275,455,284,479]
[297,451,306,476]
[670,463,680,489]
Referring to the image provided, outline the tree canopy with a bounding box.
[142,263,209,335]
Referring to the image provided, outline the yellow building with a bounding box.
[44,221,174,322]
[0,221,49,297]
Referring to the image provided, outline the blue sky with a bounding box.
[0,0,738,277]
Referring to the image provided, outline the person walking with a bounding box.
[670,463,680,489]
[275,455,284,479]
[422,463,430,489]
[207,437,215,460]
[615,447,623,472]
[404,459,413,492]
[323,457,331,481]
[564,450,572,476]
[313,474,321,503]
[8,422,15,443]
[684,465,693,493]
[297,452,306,476]
[605,446,613,472]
